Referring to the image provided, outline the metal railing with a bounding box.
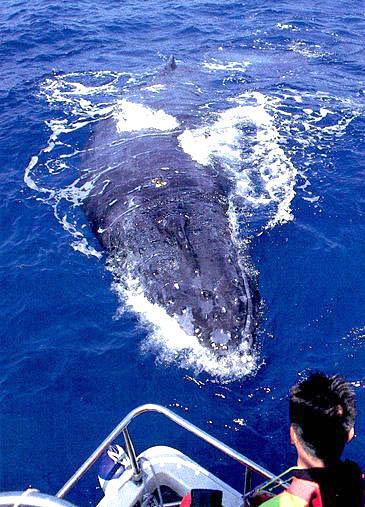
[56,403,284,502]
[0,491,76,507]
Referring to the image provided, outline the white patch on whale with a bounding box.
[114,99,180,133]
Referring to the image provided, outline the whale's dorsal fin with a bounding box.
[165,55,177,71]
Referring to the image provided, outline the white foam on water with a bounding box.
[141,84,167,93]
[114,99,180,132]
[112,276,258,380]
[41,70,122,104]
[179,91,297,228]
[288,41,329,59]
[263,88,363,216]
[203,60,251,73]
[25,72,120,258]
[24,155,44,193]
[276,22,300,31]
[283,90,361,156]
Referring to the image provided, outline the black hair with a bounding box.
[289,372,356,463]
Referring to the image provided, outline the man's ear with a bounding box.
[347,426,355,442]
[290,425,297,445]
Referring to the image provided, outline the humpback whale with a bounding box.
[81,58,259,355]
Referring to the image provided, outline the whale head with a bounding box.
[171,270,258,354]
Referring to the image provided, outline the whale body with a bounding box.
[81,59,259,354]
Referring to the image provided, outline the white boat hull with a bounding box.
[97,446,243,507]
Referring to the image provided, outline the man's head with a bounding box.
[289,372,356,465]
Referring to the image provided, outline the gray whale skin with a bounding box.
[81,58,259,355]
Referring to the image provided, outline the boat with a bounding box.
[0,404,288,506]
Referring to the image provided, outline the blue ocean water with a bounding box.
[1,0,364,504]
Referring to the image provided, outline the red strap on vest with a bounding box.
[180,492,192,507]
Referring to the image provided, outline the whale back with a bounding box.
[81,122,259,351]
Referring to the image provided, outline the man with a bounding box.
[256,372,363,506]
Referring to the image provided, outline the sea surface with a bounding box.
[1,0,365,504]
